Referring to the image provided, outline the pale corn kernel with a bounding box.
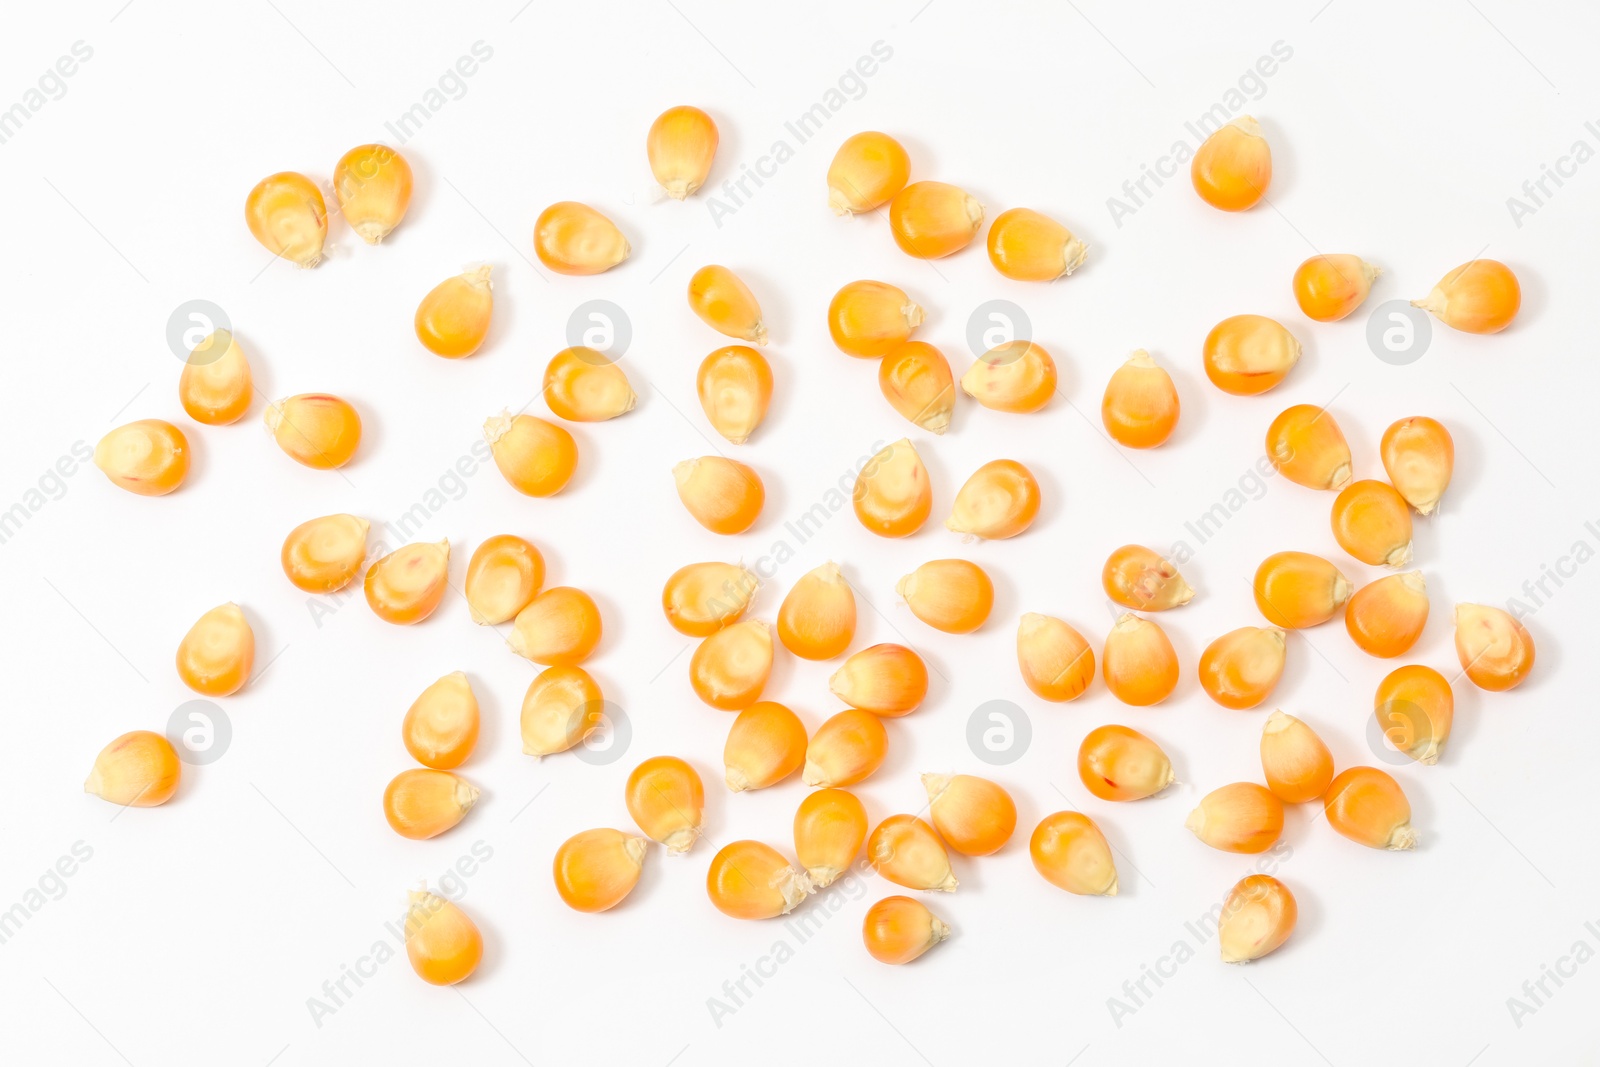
[533,201,629,275]
[828,131,910,215]
[1102,350,1179,448]
[692,619,774,710]
[282,514,369,593]
[1198,626,1286,710]
[1413,259,1520,334]
[1204,315,1301,395]
[724,701,807,791]
[1454,603,1535,691]
[1259,711,1335,804]
[1381,417,1454,515]
[889,181,983,259]
[1102,613,1180,706]
[1293,254,1380,322]
[1254,551,1351,629]
[648,105,718,199]
[794,788,868,887]
[1332,480,1414,567]
[868,815,957,892]
[508,586,602,666]
[415,267,493,358]
[179,329,252,425]
[688,264,767,344]
[1078,724,1173,802]
[924,773,1016,856]
[484,412,578,497]
[707,841,813,919]
[1219,875,1296,963]
[464,535,544,625]
[854,439,932,538]
[863,896,950,965]
[961,340,1056,413]
[383,768,479,839]
[1374,664,1453,765]
[697,346,772,443]
[333,143,412,244]
[1346,572,1429,658]
[778,562,856,660]
[1323,766,1417,850]
[625,756,705,853]
[1186,783,1284,854]
[1102,544,1194,611]
[1191,116,1271,210]
[828,280,924,358]
[986,207,1088,281]
[521,665,604,757]
[175,603,255,696]
[879,340,955,434]
[1017,613,1095,702]
[803,709,888,788]
[403,672,479,770]
[405,890,482,985]
[95,419,189,496]
[662,561,759,637]
[245,171,326,267]
[365,540,450,624]
[897,559,994,634]
[674,456,765,534]
[1266,404,1351,491]
[1030,811,1117,896]
[84,731,180,807]
[829,643,928,717]
[265,394,361,469]
[553,829,646,912]
[947,459,1040,540]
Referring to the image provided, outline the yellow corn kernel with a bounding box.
[179,329,252,425]
[648,105,718,199]
[1413,259,1520,334]
[508,586,601,666]
[673,456,765,534]
[544,347,636,421]
[692,619,774,710]
[986,207,1088,281]
[1102,544,1194,611]
[803,709,888,788]
[688,264,767,344]
[778,562,856,660]
[1102,613,1179,706]
[1454,603,1535,691]
[1078,724,1173,801]
[484,412,578,497]
[553,828,646,912]
[1030,811,1117,896]
[1017,613,1095,702]
[265,394,362,469]
[1381,417,1454,515]
[1254,551,1351,629]
[924,773,1015,856]
[947,459,1040,540]
[724,701,807,791]
[1219,875,1296,963]
[415,267,493,358]
[533,201,629,275]
[853,439,932,537]
[1293,254,1380,322]
[961,340,1056,413]
[1374,664,1453,765]
[662,561,759,637]
[625,756,705,853]
[707,841,813,919]
[794,788,868,887]
[1198,626,1286,710]
[1331,480,1414,567]
[828,131,910,215]
[829,643,928,717]
[698,346,772,443]
[897,559,993,634]
[863,896,950,964]
[333,143,412,244]
[1203,315,1301,395]
[245,171,326,267]
[175,603,255,697]
[1323,766,1417,850]
[1259,711,1335,804]
[828,280,924,359]
[890,181,983,259]
[1101,350,1179,448]
[879,340,955,434]
[464,535,544,625]
[404,890,482,985]
[94,419,189,496]
[84,730,180,807]
[1186,783,1284,854]
[1191,116,1271,211]
[868,815,957,892]
[365,540,450,624]
[403,672,479,770]
[282,514,369,594]
[383,768,479,839]
[1346,572,1428,658]
[1266,404,1351,491]
[520,665,603,757]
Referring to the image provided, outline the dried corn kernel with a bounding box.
[245,171,326,267]
[1346,572,1429,658]
[1413,259,1520,334]
[534,202,629,275]
[987,207,1088,281]
[1102,350,1179,448]
[1323,766,1416,850]
[724,701,807,791]
[829,643,928,717]
[1332,480,1414,567]
[1030,811,1117,895]
[961,341,1056,413]
[1454,603,1535,691]
[947,459,1039,540]
[484,412,578,497]
[403,672,479,770]
[282,514,369,593]
[707,841,812,919]
[333,143,412,244]
[179,329,252,425]
[897,559,993,634]
[879,341,955,434]
[863,896,949,964]
[415,267,493,359]
[464,535,544,625]
[404,890,481,985]
[1017,613,1095,702]
[1267,403,1351,491]
[829,280,923,358]
[1198,626,1286,710]
[662,561,759,637]
[674,456,765,534]
[1186,783,1284,854]
[95,419,189,495]
[648,105,718,199]
[175,603,254,697]
[889,181,983,259]
[1191,116,1271,211]
[689,264,767,344]
[365,540,449,625]
[626,756,705,853]
[778,562,856,660]
[509,586,601,666]
[1381,417,1454,515]
[1078,724,1173,802]
[84,731,179,807]
[1254,551,1351,629]
[265,394,361,469]
[803,709,887,788]
[868,815,957,892]
[553,828,646,912]
[854,439,932,537]
[521,665,603,757]
[692,619,773,710]
[828,131,910,215]
[1103,613,1179,706]
[383,768,479,839]
[1219,875,1296,963]
[1102,544,1194,611]
[1204,315,1300,395]
[1374,664,1453,765]
[794,788,867,887]
[1293,254,1379,321]
[924,773,1015,856]
[1260,711,1334,804]
[698,346,772,443]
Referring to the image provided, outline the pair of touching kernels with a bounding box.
[1374,664,1453,765]
[508,586,602,666]
[1078,725,1174,801]
[334,143,412,244]
[176,603,255,697]
[698,346,771,443]
[521,665,603,757]
[648,105,718,199]
[828,131,910,215]
[545,348,637,421]
[265,394,362,469]
[897,559,993,634]
[924,773,1015,856]
[803,709,887,788]
[1347,572,1429,657]
[987,208,1088,281]
[1103,614,1179,706]
[1260,712,1334,804]
[1413,259,1520,334]
[854,439,932,537]
[404,890,481,985]
[1293,255,1380,321]
[868,814,957,892]
[880,341,955,434]
[1017,614,1095,702]
[416,267,493,358]
[366,540,450,624]
[1324,766,1417,850]
[1220,875,1297,964]
[829,643,929,717]
[180,330,252,425]
[1103,545,1193,611]
[554,828,646,912]
[1332,480,1414,567]
[1199,626,1286,709]
[830,281,924,358]
[674,456,765,534]
[1382,417,1454,515]
[1254,551,1351,629]
[1102,351,1179,447]
[403,672,479,769]
[795,788,867,887]
[484,412,578,497]
[778,562,856,660]
[282,514,369,593]
[464,535,544,625]
[1186,783,1284,853]
[626,756,705,853]
[962,341,1056,413]
[890,181,983,259]
[692,619,774,710]
[1192,116,1271,210]
[85,731,180,807]
[534,202,629,275]
[863,896,950,965]
[707,841,812,919]
[689,265,767,345]
[96,420,189,495]
[662,561,759,637]
[1204,315,1300,395]
[725,700,806,791]
[947,460,1040,540]
[1031,811,1117,896]
[383,768,479,839]
[1454,603,1534,691]
[1266,405,1351,490]
[245,171,327,267]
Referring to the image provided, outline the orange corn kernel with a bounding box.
[484,412,578,497]
[707,841,813,919]
[84,730,180,807]
[1191,116,1270,210]
[698,345,772,443]
[829,280,924,358]
[1293,255,1379,322]
[1017,613,1095,702]
[854,439,932,537]
[1266,404,1351,490]
[674,456,765,534]
[95,419,189,495]
[1186,783,1284,854]
[803,709,888,788]
[889,181,983,259]
[464,535,544,625]
[1332,480,1414,567]
[383,768,479,839]
[961,340,1056,414]
[1374,664,1453,765]
[1102,350,1179,448]
[828,131,910,215]
[553,828,646,912]
[509,586,601,666]
[1381,417,1454,515]
[863,896,950,965]
[794,788,868,887]
[1260,711,1334,804]
[648,105,718,199]
[1413,259,1520,334]
[1102,544,1194,611]
[1219,875,1296,963]
[281,514,369,593]
[626,756,705,853]
[688,264,767,344]
[1030,811,1117,896]
[404,890,482,985]
[1198,625,1286,710]
[663,561,759,637]
[365,540,450,624]
[1102,613,1180,706]
[415,266,493,358]
[264,394,361,469]
[1454,603,1535,691]
[1323,766,1417,850]
[179,329,252,425]
[986,207,1088,281]
[245,171,326,267]
[947,459,1040,540]
[829,643,928,717]
[692,619,774,710]
[868,815,958,892]
[403,672,480,770]
[879,340,955,434]
[333,143,412,244]
[778,562,857,660]
[1078,724,1174,802]
[1254,551,1351,629]
[1203,315,1300,395]
[533,201,629,275]
[897,559,994,634]
[724,701,807,791]
[924,773,1015,856]
[175,603,255,696]
[520,665,603,757]
[1346,572,1429,658]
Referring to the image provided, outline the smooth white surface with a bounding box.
[2,1,1597,1064]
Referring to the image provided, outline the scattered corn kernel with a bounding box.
[924,773,1015,856]
[1293,254,1379,321]
[1413,259,1520,333]
[179,329,252,425]
[897,559,993,634]
[986,207,1088,281]
[947,459,1039,540]
[84,730,179,807]
[689,264,767,344]
[383,768,479,839]
[828,131,910,215]
[245,171,326,267]
[464,535,544,625]
[1254,551,1351,629]
[403,672,479,770]
[1454,603,1535,691]
[1203,315,1300,395]
[414,267,493,358]
[1260,711,1335,804]
[1332,480,1414,567]
[692,619,774,710]
[1381,417,1454,515]
[698,345,772,443]
[1186,783,1284,854]
[662,561,759,637]
[333,143,412,244]
[648,105,718,199]
[794,788,868,887]
[508,586,601,666]
[95,419,189,496]
[707,841,812,919]
[674,456,765,534]
[778,562,856,660]
[829,280,923,358]
[1102,350,1179,448]
[282,514,369,593]
[175,602,255,696]
[889,181,983,259]
[1191,116,1271,211]
[961,341,1056,413]
[1374,664,1453,765]
[1323,766,1417,850]
[553,828,646,912]
[829,643,928,717]
[484,412,578,497]
[265,394,361,469]
[534,201,629,275]
[521,665,603,757]
[1198,626,1286,710]
[626,756,705,853]
[868,815,957,892]
[853,438,932,538]
[863,896,949,964]
[879,340,955,434]
[1266,404,1350,490]
[724,701,807,791]
[1102,544,1194,611]
[1016,613,1095,702]
[1078,724,1173,802]
[1030,811,1117,896]
[1219,875,1296,963]
[1346,572,1429,658]
[1102,613,1179,706]
[404,890,482,985]
[365,540,450,624]
[803,709,887,788]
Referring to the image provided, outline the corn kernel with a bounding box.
[889,181,983,259]
[1198,626,1286,710]
[265,394,361,469]
[84,730,180,807]
[415,266,493,359]
[464,535,544,625]
[854,439,932,538]
[1323,766,1416,850]
[986,207,1088,281]
[947,459,1039,540]
[508,586,601,666]
[1293,254,1379,321]
[1454,603,1535,691]
[484,412,578,497]
[1101,350,1179,448]
[1413,259,1520,334]
[1204,315,1300,395]
[698,345,772,443]
[879,340,955,434]
[674,456,765,534]
[1381,417,1454,515]
[1331,479,1414,567]
[1259,711,1335,804]
[1103,613,1179,706]
[404,890,482,985]
[534,201,629,275]
[662,561,759,637]
[863,896,950,964]
[175,602,255,696]
[1186,783,1284,854]
[1191,116,1271,211]
[724,700,806,791]
[688,264,767,344]
[383,768,479,839]
[692,619,774,710]
[626,756,705,853]
[829,280,924,358]
[1346,572,1429,658]
[1254,551,1351,629]
[924,773,1015,856]
[868,815,957,892]
[1017,613,1095,702]
[521,665,603,757]
[778,562,856,660]
[829,643,928,717]
[897,559,993,634]
[179,329,252,425]
[803,709,888,788]
[707,841,813,919]
[403,672,479,770]
[365,540,450,624]
[1374,664,1453,765]
[553,828,646,912]
[1219,875,1296,963]
[1030,811,1117,895]
[333,143,412,244]
[828,131,910,215]
[961,341,1056,413]
[1103,544,1194,611]
[648,105,718,199]
[282,514,370,593]
[794,788,868,887]
[245,171,326,267]
[1078,724,1173,801]
[95,419,189,495]
[1266,404,1351,491]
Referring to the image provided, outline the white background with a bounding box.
[1,1,1596,1064]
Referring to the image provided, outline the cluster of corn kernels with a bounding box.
[82,110,1534,981]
